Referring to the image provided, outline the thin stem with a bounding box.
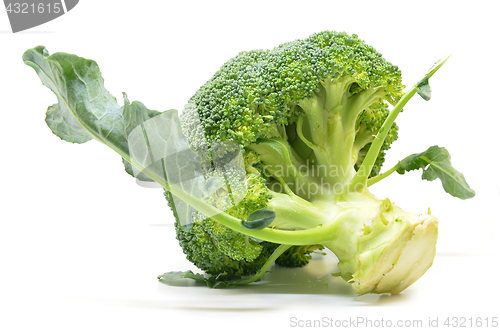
[210,205,347,245]
[367,161,401,187]
[350,55,450,189]
[229,244,292,285]
[350,88,417,189]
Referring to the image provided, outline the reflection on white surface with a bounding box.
[58,251,498,318]
[63,250,406,310]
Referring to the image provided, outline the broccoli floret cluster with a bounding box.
[275,245,325,268]
[191,32,401,169]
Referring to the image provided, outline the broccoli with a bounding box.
[23,31,474,295]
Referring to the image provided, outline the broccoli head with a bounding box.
[24,32,474,295]
[174,31,402,281]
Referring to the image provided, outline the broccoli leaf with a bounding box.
[415,55,451,101]
[242,209,276,229]
[397,146,475,199]
[157,270,207,283]
[45,103,93,143]
[157,270,241,288]
[122,157,154,182]
[416,78,432,101]
[23,46,159,160]
[24,46,256,232]
[121,93,162,181]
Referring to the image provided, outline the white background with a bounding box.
[1,1,499,330]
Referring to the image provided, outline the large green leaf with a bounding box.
[24,46,248,228]
[397,146,475,199]
[23,46,161,179]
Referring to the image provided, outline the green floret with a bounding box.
[191,32,403,149]
[275,245,325,268]
[167,171,279,279]
[226,173,273,220]
[166,189,278,278]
